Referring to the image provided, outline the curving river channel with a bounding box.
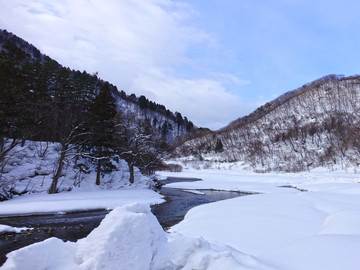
[0,177,250,266]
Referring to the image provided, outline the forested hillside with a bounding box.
[0,29,195,199]
[175,75,360,172]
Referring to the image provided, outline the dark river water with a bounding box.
[0,177,249,266]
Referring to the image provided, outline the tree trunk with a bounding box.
[128,163,134,184]
[49,143,67,194]
[96,159,101,185]
[0,138,20,164]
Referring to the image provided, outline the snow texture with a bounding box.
[1,203,269,270]
[158,169,360,270]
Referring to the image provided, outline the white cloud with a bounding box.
[132,70,255,129]
[2,0,360,131]
[0,0,250,129]
[0,0,207,70]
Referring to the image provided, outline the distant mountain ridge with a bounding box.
[223,74,346,131]
[175,74,360,172]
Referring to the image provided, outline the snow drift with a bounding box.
[2,203,268,270]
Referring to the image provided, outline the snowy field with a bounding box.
[158,168,360,270]
[2,168,360,269]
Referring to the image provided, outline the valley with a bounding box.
[1,23,360,270]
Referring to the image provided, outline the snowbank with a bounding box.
[0,189,164,216]
[2,203,270,270]
[157,167,360,193]
[0,225,31,234]
[158,169,360,270]
[320,210,360,235]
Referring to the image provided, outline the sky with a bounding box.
[1,0,360,130]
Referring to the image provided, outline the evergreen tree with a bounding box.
[215,139,224,153]
[175,112,183,127]
[0,30,195,194]
[161,121,169,137]
[138,95,149,109]
[186,121,194,132]
[48,67,95,194]
[88,82,116,185]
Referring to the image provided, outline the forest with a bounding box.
[0,29,194,199]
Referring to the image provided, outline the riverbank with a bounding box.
[2,168,360,269]
[0,189,164,217]
[0,188,164,266]
[151,187,248,229]
[0,177,249,267]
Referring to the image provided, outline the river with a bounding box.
[0,177,249,266]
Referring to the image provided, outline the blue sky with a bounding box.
[188,0,360,99]
[0,0,359,129]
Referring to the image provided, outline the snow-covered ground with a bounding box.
[0,140,154,200]
[3,167,360,269]
[2,203,270,270]
[158,168,360,270]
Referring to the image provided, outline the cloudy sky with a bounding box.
[1,0,360,129]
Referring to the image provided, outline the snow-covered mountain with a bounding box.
[175,74,360,172]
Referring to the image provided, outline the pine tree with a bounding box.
[88,82,117,185]
[138,95,149,109]
[48,67,94,194]
[215,139,224,153]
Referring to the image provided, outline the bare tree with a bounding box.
[48,121,89,194]
[114,114,165,184]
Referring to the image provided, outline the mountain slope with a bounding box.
[0,29,196,198]
[0,29,195,144]
[175,74,360,172]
